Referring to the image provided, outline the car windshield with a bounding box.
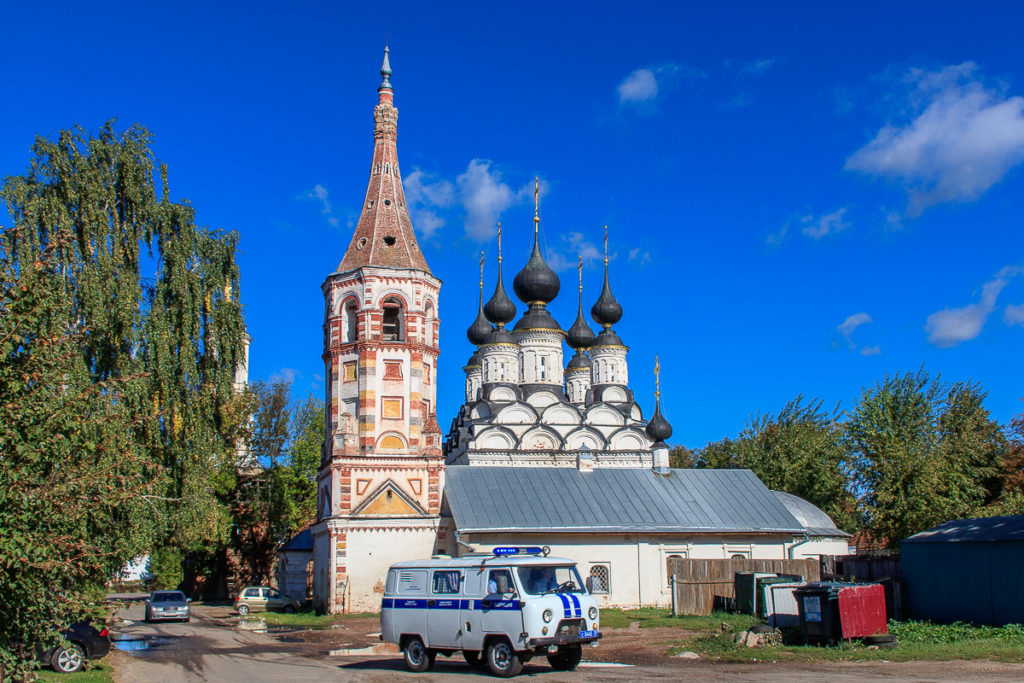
[152,591,186,602]
[516,566,585,595]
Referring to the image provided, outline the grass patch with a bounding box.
[672,618,1024,663]
[599,608,760,632]
[37,663,115,682]
[259,609,378,628]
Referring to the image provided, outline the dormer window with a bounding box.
[382,297,404,342]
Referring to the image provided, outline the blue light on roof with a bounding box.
[493,546,543,556]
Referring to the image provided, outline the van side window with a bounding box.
[432,570,461,594]
[487,569,513,594]
[398,570,427,594]
[385,570,397,594]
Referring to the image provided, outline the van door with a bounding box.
[460,569,485,651]
[391,569,428,642]
[425,569,462,648]
[481,568,524,642]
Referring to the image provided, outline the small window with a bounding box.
[588,565,610,594]
[730,553,748,560]
[423,364,431,385]
[398,570,427,595]
[540,356,547,380]
[383,235,396,246]
[343,362,357,382]
[385,570,397,594]
[383,361,403,380]
[487,569,514,595]
[244,588,260,598]
[382,298,403,341]
[345,301,358,341]
[432,570,461,594]
[356,237,367,250]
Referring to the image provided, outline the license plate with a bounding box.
[579,630,598,638]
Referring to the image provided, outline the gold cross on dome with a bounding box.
[655,356,661,399]
[603,225,609,265]
[577,255,584,292]
[479,251,485,289]
[497,222,503,262]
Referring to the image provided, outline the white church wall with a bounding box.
[343,521,439,612]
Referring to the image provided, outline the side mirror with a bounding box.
[495,576,510,594]
[187,598,193,603]
[585,577,595,593]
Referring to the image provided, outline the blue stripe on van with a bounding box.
[382,598,521,611]
[568,594,581,617]
[557,593,571,618]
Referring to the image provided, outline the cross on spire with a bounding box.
[654,356,661,399]
[479,250,485,290]
[533,177,540,235]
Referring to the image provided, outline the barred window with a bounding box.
[587,564,610,594]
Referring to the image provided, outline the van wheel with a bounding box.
[403,637,434,672]
[547,644,582,671]
[486,638,523,677]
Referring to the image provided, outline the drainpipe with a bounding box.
[454,530,477,556]
[787,534,812,559]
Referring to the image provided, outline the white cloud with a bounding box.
[765,224,788,245]
[546,232,603,272]
[457,160,539,241]
[925,265,1021,347]
[271,367,300,384]
[837,312,879,355]
[801,208,850,239]
[846,62,1024,215]
[1005,303,1024,326]
[618,68,659,104]
[617,63,707,107]
[299,184,338,227]
[628,248,651,265]
[736,58,778,76]
[404,169,454,239]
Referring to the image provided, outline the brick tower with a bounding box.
[312,48,444,613]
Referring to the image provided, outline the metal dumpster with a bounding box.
[756,575,803,617]
[795,582,883,644]
[734,572,777,614]
[764,582,804,628]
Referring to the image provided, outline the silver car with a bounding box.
[145,590,191,622]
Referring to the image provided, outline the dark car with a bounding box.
[38,621,111,673]
[145,590,191,622]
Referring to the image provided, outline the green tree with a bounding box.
[284,394,325,529]
[1,122,248,554]
[845,368,1006,546]
[695,397,857,531]
[0,233,157,677]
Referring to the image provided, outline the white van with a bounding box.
[381,547,601,677]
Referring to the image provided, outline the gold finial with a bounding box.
[533,176,540,234]
[497,222,503,263]
[577,255,584,293]
[603,225,609,266]
[479,250,485,290]
[654,356,661,400]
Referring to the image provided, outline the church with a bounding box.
[311,50,849,614]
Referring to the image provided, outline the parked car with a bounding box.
[145,590,191,623]
[233,586,300,615]
[38,621,110,674]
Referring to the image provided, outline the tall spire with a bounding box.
[591,225,623,329]
[467,251,492,345]
[338,48,431,273]
[513,177,560,305]
[484,223,516,327]
[566,255,596,349]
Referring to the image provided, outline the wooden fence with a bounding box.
[821,553,902,619]
[667,557,821,616]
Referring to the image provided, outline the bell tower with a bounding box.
[313,48,443,614]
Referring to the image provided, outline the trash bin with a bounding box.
[756,575,803,617]
[734,572,777,614]
[794,582,859,644]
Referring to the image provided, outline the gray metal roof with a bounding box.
[772,491,851,538]
[902,515,1024,544]
[445,467,805,534]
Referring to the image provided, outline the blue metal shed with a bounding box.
[901,515,1024,626]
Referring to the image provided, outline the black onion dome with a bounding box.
[593,327,623,347]
[464,349,482,368]
[591,265,623,328]
[513,235,560,304]
[484,268,516,325]
[513,303,562,332]
[566,302,596,349]
[645,401,673,443]
[566,350,593,370]
[467,293,493,346]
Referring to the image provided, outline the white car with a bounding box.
[381,547,601,677]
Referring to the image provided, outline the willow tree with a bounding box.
[1,121,248,551]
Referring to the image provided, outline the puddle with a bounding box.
[329,643,400,656]
[237,618,267,633]
[111,636,176,652]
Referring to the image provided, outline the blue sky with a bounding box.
[3,1,1023,447]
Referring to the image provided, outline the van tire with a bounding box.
[486,638,523,677]
[547,644,582,671]
[463,650,486,667]
[403,636,434,672]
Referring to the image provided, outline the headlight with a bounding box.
[589,606,598,621]
[542,609,553,623]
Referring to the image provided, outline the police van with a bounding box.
[381,547,601,677]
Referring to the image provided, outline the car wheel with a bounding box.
[50,643,86,673]
[237,604,250,616]
[486,638,523,678]
[403,636,434,672]
[283,605,296,614]
[547,644,582,671]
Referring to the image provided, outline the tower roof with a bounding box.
[337,48,431,274]
[566,257,596,349]
[484,224,517,326]
[467,252,493,345]
[512,178,560,305]
[591,227,622,328]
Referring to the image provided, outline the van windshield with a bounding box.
[517,566,585,595]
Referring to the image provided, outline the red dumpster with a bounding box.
[837,584,887,639]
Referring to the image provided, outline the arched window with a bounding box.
[345,301,358,342]
[424,301,434,345]
[382,297,404,342]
